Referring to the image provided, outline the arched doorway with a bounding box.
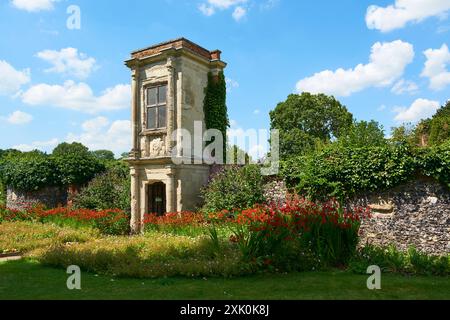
[147,182,166,216]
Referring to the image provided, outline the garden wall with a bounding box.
[351,177,450,256]
[6,187,68,210]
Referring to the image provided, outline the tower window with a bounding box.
[146,84,167,129]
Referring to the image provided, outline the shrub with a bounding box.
[282,144,418,201]
[418,140,450,188]
[1,151,61,192]
[72,162,131,214]
[201,165,265,213]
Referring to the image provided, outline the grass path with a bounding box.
[1,259,449,300]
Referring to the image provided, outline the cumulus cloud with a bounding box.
[199,0,247,19]
[21,81,131,114]
[0,60,31,96]
[366,0,450,32]
[67,117,131,156]
[393,98,440,122]
[225,78,239,92]
[11,0,58,12]
[296,40,415,97]
[36,48,97,79]
[13,138,59,152]
[421,44,450,91]
[391,79,419,95]
[232,6,247,21]
[6,110,33,125]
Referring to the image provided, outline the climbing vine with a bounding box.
[203,71,229,156]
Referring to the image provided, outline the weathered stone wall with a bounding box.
[351,178,450,256]
[6,187,68,210]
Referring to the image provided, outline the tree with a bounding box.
[339,120,386,148]
[51,142,105,186]
[390,123,416,146]
[270,93,353,159]
[91,150,116,161]
[429,100,450,146]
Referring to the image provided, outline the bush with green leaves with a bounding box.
[417,140,450,188]
[282,144,418,201]
[72,161,131,214]
[52,142,105,187]
[201,165,265,213]
[1,151,61,192]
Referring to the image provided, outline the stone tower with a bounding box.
[125,38,226,233]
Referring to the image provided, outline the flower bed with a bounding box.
[208,197,371,270]
[0,204,129,235]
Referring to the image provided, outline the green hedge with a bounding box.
[281,142,450,201]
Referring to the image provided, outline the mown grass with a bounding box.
[1,259,449,300]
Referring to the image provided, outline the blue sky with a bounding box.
[0,0,449,157]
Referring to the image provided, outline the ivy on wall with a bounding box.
[203,71,229,156]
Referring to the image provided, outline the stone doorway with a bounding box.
[148,182,166,216]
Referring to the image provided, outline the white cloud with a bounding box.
[199,0,247,19]
[296,40,414,97]
[0,60,31,96]
[378,105,387,111]
[232,6,247,21]
[421,44,450,90]
[13,138,59,152]
[6,110,33,125]
[393,98,440,122]
[11,0,58,12]
[253,109,260,115]
[67,117,131,156]
[366,0,450,32]
[199,3,215,16]
[391,79,419,95]
[260,0,279,10]
[21,80,131,114]
[225,78,239,92]
[36,48,97,79]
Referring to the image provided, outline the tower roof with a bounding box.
[129,37,222,62]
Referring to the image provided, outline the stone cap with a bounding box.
[130,37,222,62]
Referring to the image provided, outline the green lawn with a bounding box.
[1,259,449,300]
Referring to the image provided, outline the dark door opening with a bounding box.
[148,182,166,216]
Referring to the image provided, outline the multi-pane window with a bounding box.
[146,85,167,130]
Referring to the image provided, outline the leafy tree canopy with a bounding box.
[91,149,116,161]
[339,120,386,148]
[270,93,353,159]
[51,142,105,186]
